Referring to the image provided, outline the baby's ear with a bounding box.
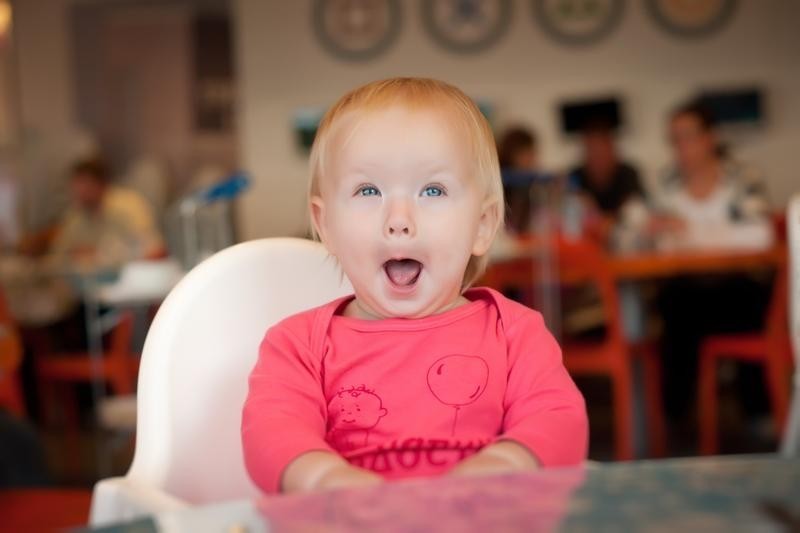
[472,198,501,256]
[310,196,333,253]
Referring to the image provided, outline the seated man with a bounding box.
[50,157,165,272]
[570,120,645,217]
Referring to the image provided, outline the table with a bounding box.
[607,246,785,281]
[484,240,787,457]
[490,235,785,282]
[80,455,799,533]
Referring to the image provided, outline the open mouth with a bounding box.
[383,258,422,288]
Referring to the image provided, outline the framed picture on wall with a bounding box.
[313,0,402,61]
[559,96,624,134]
[293,108,326,152]
[532,0,624,46]
[646,0,737,38]
[421,0,512,54]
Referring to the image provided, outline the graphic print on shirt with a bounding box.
[327,385,388,451]
[426,354,489,436]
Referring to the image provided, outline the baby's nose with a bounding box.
[384,199,416,238]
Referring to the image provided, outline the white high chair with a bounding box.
[782,194,800,457]
[89,238,352,525]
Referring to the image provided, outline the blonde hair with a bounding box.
[308,77,504,289]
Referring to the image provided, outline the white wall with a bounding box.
[235,0,800,240]
[13,0,76,136]
[10,0,237,230]
[0,1,18,147]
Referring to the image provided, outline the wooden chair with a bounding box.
[698,262,793,454]
[481,238,666,460]
[36,311,137,426]
[0,290,26,417]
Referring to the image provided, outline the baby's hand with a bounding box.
[315,462,384,491]
[448,440,539,477]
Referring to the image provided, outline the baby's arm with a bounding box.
[448,440,538,477]
[450,310,588,477]
[282,451,382,492]
[242,321,385,494]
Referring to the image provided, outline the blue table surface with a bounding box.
[81,454,800,533]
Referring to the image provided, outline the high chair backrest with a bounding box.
[127,238,352,503]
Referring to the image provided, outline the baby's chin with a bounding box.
[357,288,460,319]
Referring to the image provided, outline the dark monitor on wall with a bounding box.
[697,88,764,126]
[559,98,623,134]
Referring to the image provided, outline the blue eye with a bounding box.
[422,185,445,197]
[357,185,380,197]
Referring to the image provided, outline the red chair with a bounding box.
[481,238,666,460]
[698,256,792,455]
[0,290,26,417]
[36,312,137,426]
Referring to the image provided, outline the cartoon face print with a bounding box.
[427,354,489,407]
[331,385,388,431]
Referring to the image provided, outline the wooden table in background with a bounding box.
[490,236,786,282]
[608,246,785,281]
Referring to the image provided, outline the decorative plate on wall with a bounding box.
[532,0,624,46]
[313,0,402,61]
[646,0,736,38]
[421,0,512,54]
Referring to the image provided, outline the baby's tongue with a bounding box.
[384,259,422,286]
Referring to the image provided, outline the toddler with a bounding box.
[242,78,588,494]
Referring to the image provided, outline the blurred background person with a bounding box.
[497,126,540,234]
[49,157,165,273]
[571,118,645,216]
[652,101,772,249]
[655,100,773,428]
[568,119,646,245]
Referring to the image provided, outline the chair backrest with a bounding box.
[126,238,352,503]
[765,258,790,342]
[0,289,22,374]
[783,195,800,456]
[0,288,25,416]
[480,237,624,346]
[105,312,137,395]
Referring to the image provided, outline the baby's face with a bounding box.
[312,105,496,319]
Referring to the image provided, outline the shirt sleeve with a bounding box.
[622,163,646,200]
[499,310,588,466]
[112,190,165,258]
[241,317,334,493]
[49,209,81,257]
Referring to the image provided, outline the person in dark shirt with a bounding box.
[570,120,645,217]
[497,126,540,234]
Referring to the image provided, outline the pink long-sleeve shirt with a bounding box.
[242,287,588,493]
